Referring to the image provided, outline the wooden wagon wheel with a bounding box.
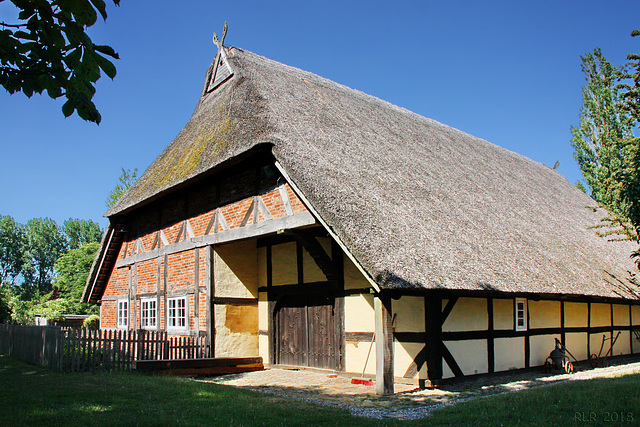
[562,359,574,374]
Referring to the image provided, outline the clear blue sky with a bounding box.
[1,0,639,229]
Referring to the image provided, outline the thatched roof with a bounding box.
[107,46,639,300]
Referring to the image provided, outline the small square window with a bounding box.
[141,298,157,329]
[167,297,187,330]
[515,298,527,331]
[117,299,128,329]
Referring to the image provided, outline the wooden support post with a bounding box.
[128,267,132,330]
[163,255,168,333]
[194,248,200,335]
[267,245,275,365]
[487,298,494,374]
[375,292,394,395]
[587,302,592,358]
[156,257,161,331]
[332,239,345,372]
[561,300,566,348]
[424,294,443,385]
[133,263,138,330]
[629,304,633,355]
[205,246,214,357]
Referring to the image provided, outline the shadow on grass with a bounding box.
[2,353,639,425]
[0,355,388,426]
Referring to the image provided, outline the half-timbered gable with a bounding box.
[84,37,640,394]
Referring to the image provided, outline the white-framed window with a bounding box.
[141,298,157,329]
[117,299,128,329]
[167,297,187,330]
[515,298,528,331]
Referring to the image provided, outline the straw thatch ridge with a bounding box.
[107,47,639,300]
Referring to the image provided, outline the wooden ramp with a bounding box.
[135,357,264,376]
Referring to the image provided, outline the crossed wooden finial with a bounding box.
[213,21,228,50]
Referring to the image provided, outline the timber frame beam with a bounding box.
[116,211,316,268]
[286,229,341,290]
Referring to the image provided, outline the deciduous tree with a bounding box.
[53,241,98,301]
[106,167,137,208]
[21,217,67,297]
[616,30,640,261]
[0,0,121,123]
[0,215,25,285]
[63,218,101,249]
[571,48,634,240]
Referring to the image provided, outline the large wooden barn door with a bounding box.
[275,290,336,369]
[276,293,308,366]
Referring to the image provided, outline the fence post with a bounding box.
[163,331,169,359]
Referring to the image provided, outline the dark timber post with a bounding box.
[205,245,214,357]
[375,292,394,395]
[424,294,443,385]
[487,298,494,374]
[332,239,345,372]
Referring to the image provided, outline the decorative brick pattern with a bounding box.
[100,161,309,339]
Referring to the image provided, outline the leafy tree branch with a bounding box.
[0,0,121,124]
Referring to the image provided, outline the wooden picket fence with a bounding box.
[0,324,209,372]
[0,324,64,370]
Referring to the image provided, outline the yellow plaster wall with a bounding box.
[257,292,269,363]
[259,334,269,363]
[591,303,611,327]
[258,292,268,331]
[565,302,588,328]
[530,334,560,366]
[272,242,297,286]
[345,294,375,333]
[589,331,630,357]
[214,241,257,298]
[344,256,370,290]
[344,293,376,376]
[590,333,604,356]
[393,296,425,333]
[303,237,330,283]
[528,300,560,329]
[394,342,426,379]
[493,299,514,330]
[345,340,376,375]
[565,333,588,361]
[613,304,630,326]
[612,331,631,356]
[214,304,258,357]
[442,339,488,378]
[494,337,525,371]
[442,298,487,332]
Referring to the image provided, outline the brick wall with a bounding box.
[100,160,309,338]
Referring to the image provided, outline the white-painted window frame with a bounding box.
[117,299,128,329]
[140,298,157,330]
[515,298,528,331]
[167,296,188,331]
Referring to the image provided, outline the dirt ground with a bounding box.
[195,355,640,420]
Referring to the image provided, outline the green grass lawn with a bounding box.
[416,373,640,426]
[1,354,638,426]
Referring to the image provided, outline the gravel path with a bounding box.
[195,356,640,420]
